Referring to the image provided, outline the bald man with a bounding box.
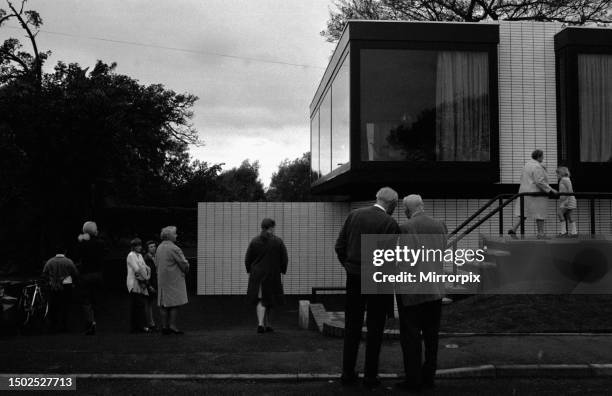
[395,194,448,392]
[335,187,401,389]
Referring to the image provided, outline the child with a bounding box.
[556,166,577,237]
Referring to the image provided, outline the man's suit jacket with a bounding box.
[397,212,448,306]
[335,205,400,275]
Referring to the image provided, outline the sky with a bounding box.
[1,0,336,187]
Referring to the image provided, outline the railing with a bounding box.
[447,192,612,249]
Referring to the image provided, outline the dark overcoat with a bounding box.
[245,233,288,307]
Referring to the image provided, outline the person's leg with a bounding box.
[129,292,139,332]
[264,307,272,330]
[421,299,442,387]
[145,297,155,328]
[397,300,423,386]
[256,302,266,327]
[363,294,389,382]
[168,307,179,331]
[159,307,168,330]
[342,274,365,381]
[558,208,567,235]
[59,287,71,332]
[47,291,60,332]
[567,210,578,235]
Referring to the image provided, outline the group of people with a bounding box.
[335,188,446,391]
[41,222,190,336]
[508,149,578,239]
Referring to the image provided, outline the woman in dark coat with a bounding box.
[245,218,288,333]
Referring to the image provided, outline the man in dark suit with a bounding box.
[395,194,448,391]
[335,187,401,389]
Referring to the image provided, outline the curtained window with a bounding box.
[360,49,491,162]
[578,54,612,162]
[435,52,490,161]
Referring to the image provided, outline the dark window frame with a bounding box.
[350,39,500,183]
[555,28,612,190]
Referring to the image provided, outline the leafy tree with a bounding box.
[217,160,266,202]
[267,152,315,201]
[322,0,612,42]
[0,1,206,267]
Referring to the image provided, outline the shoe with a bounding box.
[395,380,422,392]
[536,233,548,239]
[340,372,358,386]
[507,230,518,239]
[257,325,265,334]
[168,328,184,335]
[161,328,171,335]
[265,326,274,333]
[363,376,382,390]
[84,322,96,336]
[569,233,579,238]
[557,232,568,238]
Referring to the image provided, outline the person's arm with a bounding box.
[534,166,555,193]
[245,240,255,274]
[127,253,146,280]
[279,240,288,275]
[335,213,352,267]
[172,246,190,274]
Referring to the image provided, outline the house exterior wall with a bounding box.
[498,21,563,184]
[197,202,349,295]
[197,199,612,295]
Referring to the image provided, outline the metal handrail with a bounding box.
[447,191,612,248]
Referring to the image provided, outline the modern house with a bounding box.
[310,20,612,199]
[197,21,612,296]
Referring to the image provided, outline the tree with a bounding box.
[322,0,612,42]
[0,1,206,268]
[217,160,266,202]
[266,152,315,201]
[0,0,50,85]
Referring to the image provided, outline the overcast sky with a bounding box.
[1,0,335,187]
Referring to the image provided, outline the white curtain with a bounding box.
[435,52,490,161]
[579,54,612,162]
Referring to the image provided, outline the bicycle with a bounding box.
[18,279,49,334]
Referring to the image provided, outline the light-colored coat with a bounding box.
[514,159,553,220]
[156,240,189,307]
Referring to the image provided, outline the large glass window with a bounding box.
[578,54,612,162]
[310,110,320,180]
[331,56,350,170]
[360,49,490,162]
[319,90,332,175]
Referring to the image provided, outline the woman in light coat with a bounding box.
[508,149,557,238]
[156,226,189,335]
[126,238,151,333]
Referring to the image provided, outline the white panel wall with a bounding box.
[197,202,349,295]
[498,21,563,184]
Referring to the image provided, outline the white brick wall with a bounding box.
[197,202,349,295]
[498,21,562,184]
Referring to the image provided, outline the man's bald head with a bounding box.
[403,194,424,218]
[375,187,398,215]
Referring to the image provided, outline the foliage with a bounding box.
[266,152,315,201]
[216,160,266,202]
[322,0,612,42]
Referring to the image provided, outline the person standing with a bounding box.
[556,166,578,237]
[156,226,189,335]
[508,149,557,239]
[42,244,78,333]
[245,218,288,334]
[126,238,151,333]
[75,221,106,335]
[395,195,447,391]
[335,187,401,389]
[143,240,158,330]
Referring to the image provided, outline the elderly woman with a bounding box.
[156,226,189,335]
[75,221,106,335]
[245,218,288,334]
[508,149,557,239]
[126,238,151,333]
